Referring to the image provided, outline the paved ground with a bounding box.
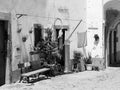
[0,67,120,90]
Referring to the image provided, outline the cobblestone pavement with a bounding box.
[0,67,120,90]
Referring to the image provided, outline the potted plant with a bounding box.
[85,54,92,71]
[22,35,27,42]
[73,51,83,72]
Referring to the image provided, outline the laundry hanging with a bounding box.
[77,32,87,48]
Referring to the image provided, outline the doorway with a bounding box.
[34,24,43,47]
[106,21,120,67]
[0,20,8,86]
[104,0,120,67]
[55,25,68,69]
[55,28,65,67]
[109,30,117,66]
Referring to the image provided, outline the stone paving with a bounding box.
[0,67,120,90]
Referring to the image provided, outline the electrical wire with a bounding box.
[15,13,87,23]
[8,0,86,23]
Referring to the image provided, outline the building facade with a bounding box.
[0,0,86,84]
[0,0,119,85]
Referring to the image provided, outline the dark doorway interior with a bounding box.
[109,30,120,67]
[34,24,43,47]
[109,31,112,65]
[55,28,66,68]
[105,8,120,67]
[0,20,8,86]
[114,31,117,63]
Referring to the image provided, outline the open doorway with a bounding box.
[105,8,120,67]
[0,20,8,86]
[104,0,120,67]
[34,24,43,47]
[108,30,117,66]
[109,23,120,67]
[56,28,65,67]
[54,25,68,70]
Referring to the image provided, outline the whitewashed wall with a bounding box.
[0,0,49,71]
[10,0,49,71]
[69,0,87,59]
[86,0,104,58]
[0,0,86,71]
[0,0,106,71]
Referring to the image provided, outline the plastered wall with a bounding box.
[0,0,106,71]
[86,0,104,58]
[6,0,86,71]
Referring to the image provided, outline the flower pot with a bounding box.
[17,28,22,33]
[22,37,27,42]
[86,64,92,71]
[29,30,33,34]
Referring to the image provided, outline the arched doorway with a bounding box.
[104,0,120,67]
[105,15,120,66]
[108,19,120,66]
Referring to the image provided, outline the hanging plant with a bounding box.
[29,27,34,34]
[22,36,27,42]
[17,28,22,33]
[29,30,33,34]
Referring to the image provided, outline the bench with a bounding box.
[18,61,50,83]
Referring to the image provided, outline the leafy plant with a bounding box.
[73,51,82,63]
[73,51,82,65]
[35,28,61,64]
[72,51,83,72]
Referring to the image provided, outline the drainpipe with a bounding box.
[64,39,70,73]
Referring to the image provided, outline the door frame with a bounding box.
[0,12,12,84]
